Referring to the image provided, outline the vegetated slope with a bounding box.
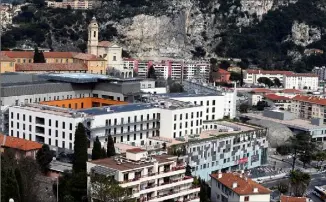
[2,0,326,71]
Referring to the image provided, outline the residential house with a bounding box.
[283,73,319,91]
[263,94,292,110]
[291,95,326,122]
[248,88,275,106]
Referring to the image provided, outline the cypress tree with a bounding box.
[36,144,53,174]
[33,46,41,63]
[92,136,102,160]
[106,135,116,157]
[39,51,46,63]
[73,123,88,173]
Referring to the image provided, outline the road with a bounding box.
[263,173,326,202]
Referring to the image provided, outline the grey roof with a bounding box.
[49,160,72,172]
[161,92,222,98]
[91,166,117,176]
[78,103,155,115]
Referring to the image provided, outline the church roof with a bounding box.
[98,41,113,47]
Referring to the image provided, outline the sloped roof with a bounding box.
[2,51,34,58]
[285,72,318,77]
[246,69,293,75]
[281,89,302,94]
[73,53,106,61]
[0,134,42,151]
[211,173,271,195]
[43,52,75,58]
[98,41,112,47]
[292,95,326,106]
[15,63,88,71]
[251,88,275,94]
[218,68,230,74]
[126,148,146,153]
[0,54,15,62]
[264,94,291,101]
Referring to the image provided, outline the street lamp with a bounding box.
[9,199,14,202]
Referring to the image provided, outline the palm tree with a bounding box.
[289,170,311,197]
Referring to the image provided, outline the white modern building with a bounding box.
[283,73,319,91]
[243,69,292,84]
[210,172,271,202]
[87,149,200,202]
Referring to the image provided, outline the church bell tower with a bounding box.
[87,16,98,56]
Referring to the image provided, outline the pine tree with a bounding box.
[92,136,102,160]
[106,135,116,157]
[101,147,106,158]
[73,123,88,173]
[36,144,53,174]
[185,164,192,177]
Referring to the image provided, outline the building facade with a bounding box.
[313,66,326,81]
[243,70,292,84]
[210,172,271,202]
[87,17,133,78]
[283,73,319,91]
[291,95,326,122]
[87,149,200,202]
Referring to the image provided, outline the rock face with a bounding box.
[290,21,321,46]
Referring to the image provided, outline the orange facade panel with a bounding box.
[40,97,127,109]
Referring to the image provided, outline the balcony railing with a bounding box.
[119,166,186,184]
[140,186,200,201]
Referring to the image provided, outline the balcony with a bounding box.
[119,166,186,187]
[146,186,200,202]
[90,119,160,131]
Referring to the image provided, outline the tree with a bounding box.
[36,144,53,174]
[92,136,102,160]
[33,47,46,63]
[256,101,269,111]
[73,123,88,173]
[230,72,242,82]
[287,132,320,171]
[219,60,230,70]
[289,170,311,197]
[277,181,289,195]
[257,77,274,88]
[53,171,74,202]
[240,69,244,87]
[299,153,312,168]
[199,178,210,202]
[162,142,167,150]
[147,65,157,79]
[107,135,116,157]
[276,145,291,155]
[101,147,107,158]
[239,103,250,113]
[91,174,131,202]
[314,151,326,169]
[274,78,282,87]
[185,164,192,176]
[209,58,219,83]
[169,83,184,93]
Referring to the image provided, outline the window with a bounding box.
[174,115,177,121]
[134,134,136,140]
[29,116,32,122]
[120,136,123,142]
[63,132,65,139]
[244,196,249,201]
[63,122,65,129]
[180,114,182,120]
[55,130,58,137]
[70,123,72,130]
[113,56,117,61]
[56,121,58,128]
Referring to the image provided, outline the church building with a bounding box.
[87,17,133,78]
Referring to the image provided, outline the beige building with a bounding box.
[87,17,133,78]
[291,95,326,122]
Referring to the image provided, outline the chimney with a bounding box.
[218,172,222,179]
[232,182,237,188]
[253,188,258,193]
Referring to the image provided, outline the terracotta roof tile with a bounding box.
[285,72,319,77]
[15,63,88,71]
[0,53,15,62]
[251,88,275,94]
[0,134,42,151]
[98,41,112,47]
[43,52,75,58]
[280,195,307,202]
[2,51,34,58]
[218,68,230,74]
[292,95,326,106]
[73,53,106,61]
[211,173,271,195]
[126,148,146,153]
[281,89,302,94]
[264,94,291,101]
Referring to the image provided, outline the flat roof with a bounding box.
[90,155,177,171]
[161,92,222,98]
[77,103,155,115]
[169,121,261,145]
[241,113,326,130]
[50,160,72,172]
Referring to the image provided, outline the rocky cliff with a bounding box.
[3,0,326,71]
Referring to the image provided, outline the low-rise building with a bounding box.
[0,54,15,73]
[87,149,200,202]
[263,94,292,110]
[291,95,326,122]
[215,68,231,83]
[280,195,310,202]
[15,63,88,73]
[283,73,319,91]
[248,89,274,106]
[210,172,271,202]
[0,133,42,159]
[243,69,292,84]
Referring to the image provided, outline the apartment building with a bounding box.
[283,73,319,91]
[87,149,200,202]
[210,172,271,202]
[291,95,326,122]
[166,121,268,181]
[46,0,94,9]
[243,69,292,84]
[248,89,275,106]
[263,94,292,110]
[313,66,326,81]
[131,59,210,81]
